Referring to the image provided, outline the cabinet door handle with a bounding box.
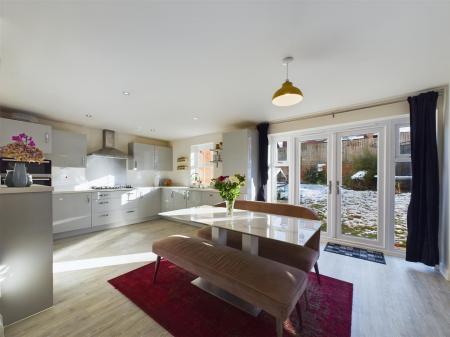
[336,181,340,195]
[45,132,49,143]
[82,156,86,166]
[134,160,138,170]
[87,195,90,203]
[101,213,109,217]
[99,201,109,205]
[171,191,174,198]
[126,210,135,213]
[328,181,332,195]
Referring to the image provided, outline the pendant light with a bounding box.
[272,56,303,107]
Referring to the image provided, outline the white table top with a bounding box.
[159,205,322,247]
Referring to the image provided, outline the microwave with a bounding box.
[0,157,52,186]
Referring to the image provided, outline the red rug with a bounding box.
[108,260,353,337]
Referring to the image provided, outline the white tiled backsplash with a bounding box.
[52,166,160,190]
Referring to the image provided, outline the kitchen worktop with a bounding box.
[0,185,54,194]
[52,186,219,194]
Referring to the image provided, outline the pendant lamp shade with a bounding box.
[272,56,303,107]
[272,80,303,107]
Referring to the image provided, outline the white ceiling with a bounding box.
[1,1,449,140]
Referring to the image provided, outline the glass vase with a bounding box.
[225,199,235,216]
[12,162,29,187]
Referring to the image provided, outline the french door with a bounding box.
[296,126,385,247]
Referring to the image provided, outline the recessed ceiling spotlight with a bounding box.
[122,91,130,96]
[193,116,199,120]
[85,114,92,118]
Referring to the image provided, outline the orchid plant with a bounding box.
[211,174,246,204]
[0,133,44,163]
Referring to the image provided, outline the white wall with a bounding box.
[166,132,223,186]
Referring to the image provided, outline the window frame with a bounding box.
[190,142,214,186]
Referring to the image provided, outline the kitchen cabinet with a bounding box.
[0,117,52,154]
[128,143,172,171]
[154,146,173,171]
[92,190,139,227]
[186,190,202,207]
[201,191,222,205]
[46,130,87,167]
[137,187,161,218]
[53,192,92,233]
[128,143,155,170]
[161,188,187,212]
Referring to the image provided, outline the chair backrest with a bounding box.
[214,200,321,252]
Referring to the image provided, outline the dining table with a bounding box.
[159,205,321,315]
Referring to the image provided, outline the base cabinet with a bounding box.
[53,193,92,233]
[138,188,161,218]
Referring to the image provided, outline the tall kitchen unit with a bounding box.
[221,129,259,201]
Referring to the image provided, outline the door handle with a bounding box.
[336,181,340,195]
[328,181,332,195]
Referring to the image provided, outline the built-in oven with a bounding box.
[0,157,52,186]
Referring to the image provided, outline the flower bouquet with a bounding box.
[211,174,245,215]
[0,133,44,187]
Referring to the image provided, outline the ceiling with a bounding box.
[1,1,449,140]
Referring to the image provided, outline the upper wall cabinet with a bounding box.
[154,145,173,171]
[128,143,173,171]
[128,143,155,170]
[47,130,87,168]
[0,117,52,154]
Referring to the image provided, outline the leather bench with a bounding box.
[196,200,321,283]
[152,235,308,337]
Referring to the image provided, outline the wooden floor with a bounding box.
[5,220,450,337]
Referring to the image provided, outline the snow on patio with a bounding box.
[300,184,409,246]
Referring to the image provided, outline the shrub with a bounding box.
[343,149,377,191]
[303,166,327,185]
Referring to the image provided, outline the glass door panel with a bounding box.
[275,166,289,203]
[298,138,329,232]
[339,131,381,241]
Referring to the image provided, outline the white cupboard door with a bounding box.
[201,191,222,205]
[154,146,173,171]
[173,189,188,210]
[53,193,92,233]
[186,190,202,207]
[138,188,161,218]
[47,130,87,167]
[0,118,52,154]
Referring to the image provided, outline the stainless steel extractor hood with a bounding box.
[88,129,128,159]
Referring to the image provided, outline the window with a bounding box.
[191,143,214,186]
[271,139,291,203]
[393,124,411,250]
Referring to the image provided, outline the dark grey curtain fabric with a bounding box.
[406,91,439,266]
[256,123,269,201]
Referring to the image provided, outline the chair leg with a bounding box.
[314,262,321,285]
[295,301,303,332]
[153,256,161,284]
[275,318,283,337]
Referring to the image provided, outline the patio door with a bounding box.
[295,127,385,247]
[335,127,385,247]
[296,136,332,234]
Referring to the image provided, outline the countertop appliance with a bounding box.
[0,157,52,186]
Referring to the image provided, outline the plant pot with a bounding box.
[225,199,235,216]
[12,162,29,187]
